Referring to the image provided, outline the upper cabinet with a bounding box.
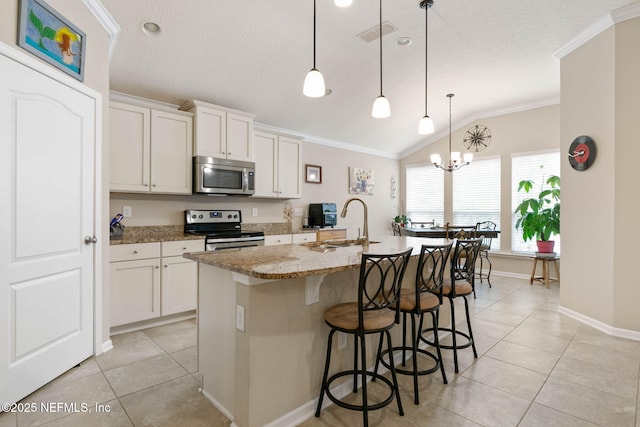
[110,99,193,194]
[181,100,255,162]
[253,131,302,199]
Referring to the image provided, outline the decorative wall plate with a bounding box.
[463,125,491,152]
[568,135,596,171]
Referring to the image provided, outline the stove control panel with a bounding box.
[185,209,242,224]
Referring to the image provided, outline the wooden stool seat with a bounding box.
[530,255,560,288]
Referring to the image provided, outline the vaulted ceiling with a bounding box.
[101,0,634,158]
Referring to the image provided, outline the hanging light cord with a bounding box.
[424,2,428,115]
[313,0,317,69]
[448,93,453,161]
[378,0,383,96]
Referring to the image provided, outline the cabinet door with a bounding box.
[109,102,151,192]
[110,258,161,327]
[292,233,317,244]
[161,256,197,316]
[264,234,293,246]
[253,131,279,197]
[150,110,193,194]
[193,106,226,159]
[226,113,253,161]
[278,136,302,199]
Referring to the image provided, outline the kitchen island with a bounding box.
[184,235,449,427]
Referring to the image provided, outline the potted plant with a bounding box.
[514,170,560,253]
[394,214,410,228]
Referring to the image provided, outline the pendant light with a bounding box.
[371,0,390,118]
[431,94,473,171]
[303,0,326,98]
[418,0,434,134]
[334,0,353,7]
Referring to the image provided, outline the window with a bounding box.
[405,164,444,225]
[452,157,501,250]
[511,151,560,253]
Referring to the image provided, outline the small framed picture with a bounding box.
[18,0,86,81]
[305,164,322,184]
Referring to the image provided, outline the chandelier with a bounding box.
[430,93,473,172]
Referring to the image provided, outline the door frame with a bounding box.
[0,41,105,356]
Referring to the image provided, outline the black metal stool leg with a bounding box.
[315,329,336,417]
[359,332,369,427]
[431,310,448,384]
[463,296,478,358]
[449,296,459,373]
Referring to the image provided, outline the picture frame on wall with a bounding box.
[305,164,322,184]
[349,167,375,195]
[18,0,86,81]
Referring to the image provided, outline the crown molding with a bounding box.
[82,0,121,58]
[554,2,640,59]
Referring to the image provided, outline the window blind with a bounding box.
[405,165,444,224]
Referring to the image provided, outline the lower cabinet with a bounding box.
[264,233,317,246]
[109,240,203,327]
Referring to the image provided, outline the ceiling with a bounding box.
[100,0,634,158]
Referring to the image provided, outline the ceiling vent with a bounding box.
[356,20,397,43]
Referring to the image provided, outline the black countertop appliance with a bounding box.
[308,203,337,228]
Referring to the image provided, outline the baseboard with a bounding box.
[558,305,640,341]
[109,311,196,335]
[200,387,235,423]
[100,339,113,354]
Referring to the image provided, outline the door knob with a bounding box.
[84,236,98,245]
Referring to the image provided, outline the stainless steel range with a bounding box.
[184,209,264,251]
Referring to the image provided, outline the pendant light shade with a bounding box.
[334,0,352,7]
[418,0,434,134]
[372,96,391,118]
[304,0,325,98]
[419,115,434,134]
[304,68,326,97]
[372,0,390,118]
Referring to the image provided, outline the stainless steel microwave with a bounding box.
[193,156,255,195]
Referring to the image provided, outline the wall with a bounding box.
[0,0,112,348]
[110,133,400,241]
[561,16,640,333]
[400,104,561,276]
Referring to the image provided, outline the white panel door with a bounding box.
[0,52,95,404]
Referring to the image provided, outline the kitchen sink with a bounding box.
[302,239,380,250]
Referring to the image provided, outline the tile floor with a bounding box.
[1,275,639,426]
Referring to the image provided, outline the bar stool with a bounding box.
[423,237,482,373]
[315,247,413,427]
[375,242,453,405]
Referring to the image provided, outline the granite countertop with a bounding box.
[184,235,448,280]
[110,223,317,245]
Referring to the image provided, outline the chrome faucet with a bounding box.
[341,198,369,245]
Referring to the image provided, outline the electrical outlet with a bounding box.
[236,305,245,331]
[252,207,258,217]
[123,206,132,217]
[294,207,303,217]
[338,332,347,350]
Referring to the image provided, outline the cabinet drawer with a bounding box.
[162,239,204,257]
[264,234,293,246]
[110,242,161,262]
[292,233,317,244]
[317,229,347,241]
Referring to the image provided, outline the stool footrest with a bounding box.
[422,327,474,350]
[378,346,440,376]
[324,370,395,412]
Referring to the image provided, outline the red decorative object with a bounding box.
[536,240,555,253]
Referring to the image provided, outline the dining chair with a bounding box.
[315,247,413,427]
[410,220,435,228]
[375,242,453,404]
[392,221,402,236]
[475,221,497,287]
[423,237,482,373]
[444,222,477,240]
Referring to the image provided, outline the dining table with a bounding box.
[401,226,500,239]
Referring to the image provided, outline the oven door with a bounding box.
[194,157,255,195]
[205,236,265,251]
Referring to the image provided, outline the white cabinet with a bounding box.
[110,243,161,326]
[292,233,317,244]
[181,99,254,162]
[253,131,302,199]
[109,100,193,194]
[110,240,202,327]
[264,234,293,246]
[160,240,202,316]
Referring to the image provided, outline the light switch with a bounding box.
[123,206,132,217]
